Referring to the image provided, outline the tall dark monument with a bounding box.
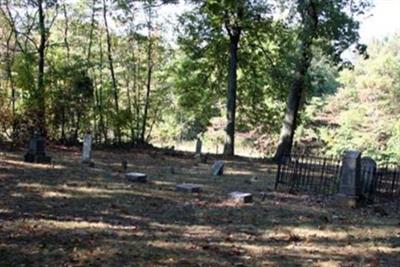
[24,133,52,164]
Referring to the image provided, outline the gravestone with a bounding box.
[336,150,361,208]
[121,159,128,171]
[81,134,93,164]
[176,183,202,193]
[126,172,147,183]
[211,160,224,176]
[24,134,52,164]
[361,157,377,204]
[195,138,202,155]
[229,192,253,203]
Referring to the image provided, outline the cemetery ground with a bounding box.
[0,146,399,267]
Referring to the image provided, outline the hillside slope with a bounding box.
[296,34,400,162]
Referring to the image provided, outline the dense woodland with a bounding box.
[1,2,400,265]
[2,0,398,160]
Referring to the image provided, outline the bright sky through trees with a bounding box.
[359,0,400,42]
[159,0,400,43]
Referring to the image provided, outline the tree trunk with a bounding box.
[223,29,241,156]
[274,0,317,161]
[274,55,310,160]
[61,82,66,143]
[4,29,16,141]
[140,11,153,144]
[37,0,46,135]
[87,0,96,63]
[134,56,141,143]
[102,0,120,143]
[98,31,107,144]
[62,4,70,60]
[125,73,135,144]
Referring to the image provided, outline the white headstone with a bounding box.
[229,192,253,203]
[81,134,93,164]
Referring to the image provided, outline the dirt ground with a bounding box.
[0,146,399,267]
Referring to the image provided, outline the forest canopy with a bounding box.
[2,0,397,160]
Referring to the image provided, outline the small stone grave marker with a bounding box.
[195,138,202,155]
[81,134,93,164]
[211,160,224,176]
[229,191,253,203]
[361,157,377,204]
[126,172,147,183]
[176,183,202,193]
[121,159,128,171]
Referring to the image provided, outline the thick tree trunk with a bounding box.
[275,60,309,160]
[274,0,318,161]
[37,0,46,135]
[223,30,240,156]
[102,0,120,143]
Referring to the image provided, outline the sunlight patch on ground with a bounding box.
[30,219,139,231]
[42,191,73,198]
[0,208,12,214]
[225,169,254,175]
[147,240,191,250]
[2,148,399,266]
[286,226,349,239]
[152,180,176,186]
[182,225,224,239]
[3,159,65,170]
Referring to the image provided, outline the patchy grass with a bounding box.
[0,147,399,267]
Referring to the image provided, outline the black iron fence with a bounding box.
[375,165,400,201]
[275,154,342,196]
[276,154,400,207]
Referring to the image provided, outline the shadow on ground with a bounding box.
[0,147,399,266]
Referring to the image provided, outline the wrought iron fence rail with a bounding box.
[276,154,400,210]
[276,154,342,196]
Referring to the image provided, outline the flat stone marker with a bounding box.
[176,183,202,193]
[211,160,224,176]
[229,192,253,203]
[126,172,147,183]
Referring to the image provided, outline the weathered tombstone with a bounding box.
[81,134,93,164]
[121,159,128,171]
[211,160,224,176]
[229,192,253,203]
[336,150,361,208]
[126,172,147,183]
[360,157,377,204]
[176,183,202,193]
[24,133,52,164]
[195,138,202,155]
